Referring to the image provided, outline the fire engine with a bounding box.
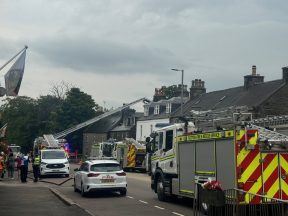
[113,138,146,171]
[147,112,288,212]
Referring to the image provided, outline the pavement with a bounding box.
[0,177,91,216]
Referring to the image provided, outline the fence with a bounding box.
[193,188,288,216]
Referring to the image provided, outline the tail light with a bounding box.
[116,172,126,176]
[87,173,100,177]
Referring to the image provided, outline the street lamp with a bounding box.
[171,68,184,117]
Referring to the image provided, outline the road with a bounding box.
[34,164,195,216]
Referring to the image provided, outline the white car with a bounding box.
[74,160,127,197]
[40,149,70,177]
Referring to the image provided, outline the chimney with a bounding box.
[190,79,206,100]
[283,67,288,83]
[252,65,257,76]
[244,65,264,89]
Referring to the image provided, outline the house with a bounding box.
[82,108,140,156]
[171,66,288,133]
[136,84,190,141]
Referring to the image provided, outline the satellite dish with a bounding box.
[0,87,6,97]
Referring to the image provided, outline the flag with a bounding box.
[4,50,26,96]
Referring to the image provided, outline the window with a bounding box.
[90,163,121,172]
[80,163,89,172]
[42,151,66,159]
[144,107,149,116]
[140,125,143,138]
[165,130,173,151]
[166,103,171,113]
[154,105,159,115]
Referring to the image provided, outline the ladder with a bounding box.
[52,97,148,139]
[249,123,288,142]
[43,134,59,147]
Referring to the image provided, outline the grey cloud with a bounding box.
[33,37,186,75]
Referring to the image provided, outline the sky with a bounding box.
[0,0,288,110]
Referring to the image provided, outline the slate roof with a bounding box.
[110,124,134,132]
[138,96,189,121]
[84,112,122,133]
[172,79,285,117]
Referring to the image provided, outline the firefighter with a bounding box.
[32,153,40,182]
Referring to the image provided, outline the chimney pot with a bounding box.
[282,67,288,83]
[252,65,257,76]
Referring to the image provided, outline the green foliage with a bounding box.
[162,85,180,99]
[0,87,103,154]
[0,96,38,153]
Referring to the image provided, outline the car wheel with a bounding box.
[81,183,87,197]
[120,188,127,196]
[156,176,166,201]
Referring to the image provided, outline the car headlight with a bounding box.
[41,162,47,165]
[64,161,69,164]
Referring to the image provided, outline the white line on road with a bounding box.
[154,205,165,210]
[139,200,148,204]
[127,196,134,199]
[172,212,185,216]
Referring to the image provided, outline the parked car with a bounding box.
[74,159,127,197]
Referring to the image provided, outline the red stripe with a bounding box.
[262,167,279,195]
[282,191,288,200]
[237,130,258,152]
[281,167,288,185]
[250,167,279,204]
[244,154,275,192]
[238,149,259,172]
[281,153,288,162]
[273,190,280,199]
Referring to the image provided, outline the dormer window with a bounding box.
[154,105,160,115]
[144,107,149,116]
[166,103,171,113]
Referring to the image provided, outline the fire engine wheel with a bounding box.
[156,177,166,201]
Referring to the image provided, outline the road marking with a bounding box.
[154,205,165,210]
[139,200,148,204]
[172,212,185,216]
[127,196,134,199]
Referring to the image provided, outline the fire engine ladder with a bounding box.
[249,124,288,142]
[52,97,149,139]
[43,134,59,147]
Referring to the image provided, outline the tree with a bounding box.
[0,96,38,153]
[37,95,64,135]
[162,85,179,99]
[49,81,73,100]
[54,87,103,152]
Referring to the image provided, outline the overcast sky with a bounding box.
[0,0,288,110]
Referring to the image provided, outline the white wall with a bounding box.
[136,118,170,142]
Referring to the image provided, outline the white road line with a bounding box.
[139,200,148,204]
[172,212,185,216]
[154,205,165,210]
[127,196,134,199]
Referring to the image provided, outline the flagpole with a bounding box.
[0,45,28,72]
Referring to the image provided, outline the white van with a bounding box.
[40,149,70,177]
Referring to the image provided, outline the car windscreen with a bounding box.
[42,151,66,159]
[90,163,121,172]
[9,146,21,153]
